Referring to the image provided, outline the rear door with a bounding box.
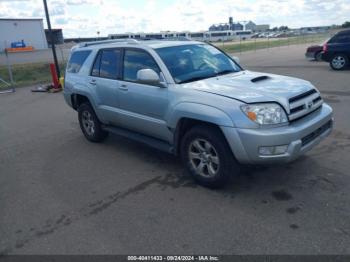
[88,48,122,125]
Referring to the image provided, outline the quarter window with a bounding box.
[67,50,91,73]
[123,49,160,82]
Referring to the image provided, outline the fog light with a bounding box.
[259,145,288,156]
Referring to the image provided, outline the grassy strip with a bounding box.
[0,62,66,89]
[217,34,328,53]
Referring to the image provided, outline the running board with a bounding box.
[102,125,174,154]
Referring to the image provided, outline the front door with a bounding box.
[117,48,171,142]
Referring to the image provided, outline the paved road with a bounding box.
[1,44,350,255]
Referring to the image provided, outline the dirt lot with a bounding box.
[0,44,349,255]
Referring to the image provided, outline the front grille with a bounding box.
[288,89,323,121]
[289,89,316,103]
[301,120,332,147]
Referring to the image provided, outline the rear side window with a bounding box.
[329,34,350,43]
[67,50,91,73]
[91,49,121,79]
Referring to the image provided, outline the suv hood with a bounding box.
[182,70,316,110]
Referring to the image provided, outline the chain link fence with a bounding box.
[0,43,71,90]
[217,32,333,54]
[0,32,334,90]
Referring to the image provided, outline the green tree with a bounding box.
[279,26,289,31]
[342,21,350,28]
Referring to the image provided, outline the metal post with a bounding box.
[254,38,256,52]
[5,49,14,85]
[43,0,60,79]
[239,37,241,54]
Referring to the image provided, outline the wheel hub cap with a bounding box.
[188,139,220,178]
[332,56,345,69]
[82,111,95,136]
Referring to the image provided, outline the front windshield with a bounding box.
[155,44,241,84]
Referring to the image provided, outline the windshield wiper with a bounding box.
[215,69,236,76]
[178,75,216,84]
[178,70,236,84]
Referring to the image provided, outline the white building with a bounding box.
[0,18,48,51]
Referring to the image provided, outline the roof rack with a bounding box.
[79,39,139,47]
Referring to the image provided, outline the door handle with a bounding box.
[119,84,128,91]
[89,79,96,85]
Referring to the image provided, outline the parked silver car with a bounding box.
[63,39,333,188]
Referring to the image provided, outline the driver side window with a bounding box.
[123,49,160,82]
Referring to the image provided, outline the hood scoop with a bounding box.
[251,75,270,83]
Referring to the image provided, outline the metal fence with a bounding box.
[0,44,70,90]
[0,32,333,90]
[216,32,332,54]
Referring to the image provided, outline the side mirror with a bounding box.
[231,56,240,64]
[137,69,160,85]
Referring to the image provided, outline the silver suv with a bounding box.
[63,39,333,188]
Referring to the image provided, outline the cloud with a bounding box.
[66,0,96,5]
[0,0,349,38]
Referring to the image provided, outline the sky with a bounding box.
[0,0,349,38]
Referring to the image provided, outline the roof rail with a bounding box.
[79,39,139,47]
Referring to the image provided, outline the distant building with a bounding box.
[209,17,243,31]
[255,24,270,32]
[209,23,229,31]
[232,23,243,31]
[245,21,256,31]
[45,29,64,46]
[0,18,48,51]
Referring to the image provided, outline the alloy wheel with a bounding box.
[188,139,220,178]
[81,110,95,136]
[332,56,346,69]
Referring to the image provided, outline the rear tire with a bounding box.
[330,53,349,70]
[180,125,238,188]
[78,103,108,142]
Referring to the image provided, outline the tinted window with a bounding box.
[91,52,101,77]
[330,35,350,43]
[123,49,160,82]
[99,49,121,79]
[67,50,91,73]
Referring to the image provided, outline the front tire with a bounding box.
[315,51,322,61]
[78,103,108,142]
[181,125,238,188]
[330,53,349,70]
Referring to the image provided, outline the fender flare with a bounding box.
[167,102,234,129]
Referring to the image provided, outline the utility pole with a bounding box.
[43,0,60,78]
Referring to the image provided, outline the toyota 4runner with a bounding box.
[64,39,333,188]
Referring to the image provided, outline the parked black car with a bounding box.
[321,29,350,70]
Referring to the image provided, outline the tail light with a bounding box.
[323,43,328,52]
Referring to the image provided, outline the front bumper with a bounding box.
[305,51,316,59]
[221,103,333,164]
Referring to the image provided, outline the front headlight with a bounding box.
[241,103,288,125]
